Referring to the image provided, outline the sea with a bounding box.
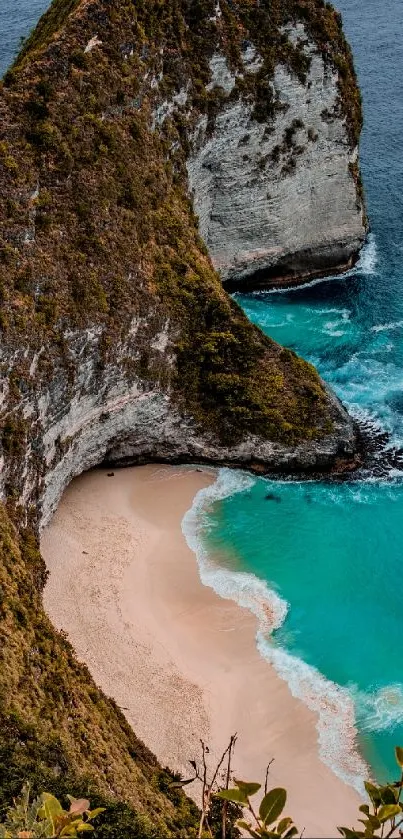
[1,0,402,795]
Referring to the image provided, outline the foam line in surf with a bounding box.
[256,635,369,795]
[182,469,288,632]
[181,468,370,795]
[245,233,378,297]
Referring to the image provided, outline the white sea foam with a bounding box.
[257,637,368,794]
[182,469,370,795]
[355,232,378,275]
[252,233,378,296]
[322,320,346,337]
[358,685,403,733]
[182,469,288,631]
[307,307,351,318]
[371,320,403,333]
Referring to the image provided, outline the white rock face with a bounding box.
[0,314,355,529]
[187,29,366,288]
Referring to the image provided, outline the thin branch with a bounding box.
[198,740,209,839]
[264,759,275,795]
[210,735,237,792]
[385,817,403,839]
[222,734,237,839]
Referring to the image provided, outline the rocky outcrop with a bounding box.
[187,27,366,290]
[0,0,364,533]
[2,322,355,531]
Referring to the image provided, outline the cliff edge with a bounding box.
[0,0,362,530]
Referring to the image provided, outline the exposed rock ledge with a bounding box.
[37,333,356,528]
[187,30,366,290]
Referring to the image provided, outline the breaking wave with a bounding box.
[182,469,371,795]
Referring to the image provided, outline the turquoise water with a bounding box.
[186,0,403,790]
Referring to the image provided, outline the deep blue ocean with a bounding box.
[2,0,403,793]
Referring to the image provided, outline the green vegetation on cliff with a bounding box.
[0,0,361,452]
[0,0,363,832]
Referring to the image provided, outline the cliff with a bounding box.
[188,28,366,289]
[0,0,363,830]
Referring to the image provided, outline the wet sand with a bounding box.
[41,464,361,837]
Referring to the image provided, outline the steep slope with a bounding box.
[0,505,200,836]
[0,0,363,829]
[0,0,361,531]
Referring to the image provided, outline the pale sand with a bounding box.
[41,464,361,837]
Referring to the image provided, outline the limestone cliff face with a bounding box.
[187,28,366,289]
[0,0,363,531]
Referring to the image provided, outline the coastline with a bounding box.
[41,464,362,837]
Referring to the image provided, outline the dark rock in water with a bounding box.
[107,472,115,477]
[265,492,282,502]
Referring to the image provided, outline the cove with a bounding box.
[186,0,403,787]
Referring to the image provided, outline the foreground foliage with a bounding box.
[214,746,403,839]
[338,747,403,839]
[0,786,104,838]
[4,746,403,838]
[217,781,297,838]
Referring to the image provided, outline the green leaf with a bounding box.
[359,805,370,815]
[86,808,105,820]
[235,822,260,839]
[283,829,298,839]
[216,788,248,805]
[42,794,64,828]
[76,826,94,834]
[41,793,64,813]
[396,747,403,769]
[277,817,293,835]
[378,804,401,822]
[259,788,286,825]
[337,829,365,838]
[380,785,398,805]
[367,814,381,829]
[364,782,382,807]
[234,780,262,797]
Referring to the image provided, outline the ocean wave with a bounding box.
[257,636,368,794]
[306,307,351,319]
[371,320,403,333]
[182,469,288,631]
[355,232,378,275]
[182,469,370,795]
[357,685,403,734]
[322,320,346,337]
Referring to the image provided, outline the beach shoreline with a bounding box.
[41,464,361,837]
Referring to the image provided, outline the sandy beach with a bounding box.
[41,465,362,837]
